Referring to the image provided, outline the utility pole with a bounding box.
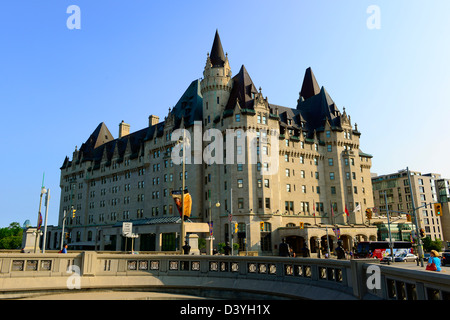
[407,167,424,267]
[229,188,233,256]
[60,210,67,251]
[180,130,186,254]
[383,191,394,264]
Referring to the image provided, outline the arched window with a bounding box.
[286,223,296,227]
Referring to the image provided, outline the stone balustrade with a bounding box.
[0,253,448,300]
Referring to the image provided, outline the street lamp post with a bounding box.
[42,188,50,254]
[34,187,47,253]
[60,209,68,251]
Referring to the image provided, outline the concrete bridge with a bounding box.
[0,252,449,300]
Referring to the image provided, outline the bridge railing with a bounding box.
[0,252,449,300]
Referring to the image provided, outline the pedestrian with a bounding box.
[335,241,345,259]
[279,238,290,257]
[224,242,232,256]
[60,244,68,254]
[182,240,191,255]
[302,245,310,258]
[426,250,442,272]
[289,247,296,257]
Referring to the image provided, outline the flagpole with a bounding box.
[313,202,317,225]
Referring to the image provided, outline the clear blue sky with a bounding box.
[1,0,449,228]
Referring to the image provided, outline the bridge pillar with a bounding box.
[82,251,97,276]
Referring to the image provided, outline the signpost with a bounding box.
[122,222,133,237]
[122,222,138,252]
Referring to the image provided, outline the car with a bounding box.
[394,253,418,262]
[441,253,450,266]
[423,253,431,262]
[381,255,394,263]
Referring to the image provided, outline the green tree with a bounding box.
[422,237,442,252]
[0,222,23,250]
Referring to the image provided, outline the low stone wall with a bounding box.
[0,253,448,300]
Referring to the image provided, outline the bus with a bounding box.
[355,241,412,260]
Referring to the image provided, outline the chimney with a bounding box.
[149,115,160,127]
[118,120,130,138]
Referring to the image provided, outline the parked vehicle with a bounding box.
[394,253,417,262]
[441,252,450,266]
[423,253,430,261]
[381,255,393,263]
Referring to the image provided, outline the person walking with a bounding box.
[335,241,345,259]
[426,250,442,272]
[279,239,290,257]
[224,242,232,255]
[60,244,68,253]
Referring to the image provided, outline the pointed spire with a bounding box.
[300,67,321,100]
[210,30,226,67]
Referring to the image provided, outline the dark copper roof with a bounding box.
[225,65,258,111]
[209,30,226,67]
[300,67,321,100]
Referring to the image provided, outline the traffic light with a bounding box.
[420,228,425,238]
[72,209,76,218]
[234,223,238,234]
[260,222,264,232]
[434,203,442,216]
[299,222,304,229]
[406,214,411,222]
[365,208,372,220]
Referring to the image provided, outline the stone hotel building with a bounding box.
[48,31,377,254]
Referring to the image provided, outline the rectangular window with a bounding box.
[265,198,271,209]
[238,198,244,209]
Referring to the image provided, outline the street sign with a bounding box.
[122,222,132,236]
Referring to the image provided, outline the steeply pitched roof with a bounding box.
[225,65,258,111]
[85,122,114,150]
[300,67,321,100]
[209,30,226,68]
[297,85,342,137]
[171,79,203,127]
